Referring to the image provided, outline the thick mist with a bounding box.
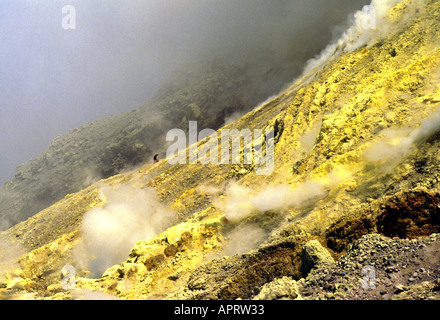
[0,0,370,185]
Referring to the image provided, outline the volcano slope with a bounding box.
[2,0,440,300]
[0,62,267,230]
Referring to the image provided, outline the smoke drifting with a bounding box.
[76,184,176,277]
[220,224,266,257]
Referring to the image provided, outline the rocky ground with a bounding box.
[257,233,440,300]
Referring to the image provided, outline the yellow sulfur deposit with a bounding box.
[2,0,440,300]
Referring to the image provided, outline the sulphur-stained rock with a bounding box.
[324,189,440,255]
[144,254,165,271]
[0,59,263,229]
[164,236,189,257]
[252,276,301,300]
[0,278,7,289]
[375,189,440,239]
[301,240,335,277]
[3,0,440,301]
[179,231,192,246]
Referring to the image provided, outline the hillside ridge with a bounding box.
[1,0,440,300]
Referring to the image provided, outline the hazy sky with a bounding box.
[0,0,369,185]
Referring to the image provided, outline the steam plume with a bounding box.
[76,184,176,277]
[364,109,440,164]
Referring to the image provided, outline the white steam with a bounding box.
[364,109,440,164]
[223,111,247,127]
[294,0,418,88]
[0,233,24,278]
[221,180,327,223]
[72,288,121,300]
[77,184,176,277]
